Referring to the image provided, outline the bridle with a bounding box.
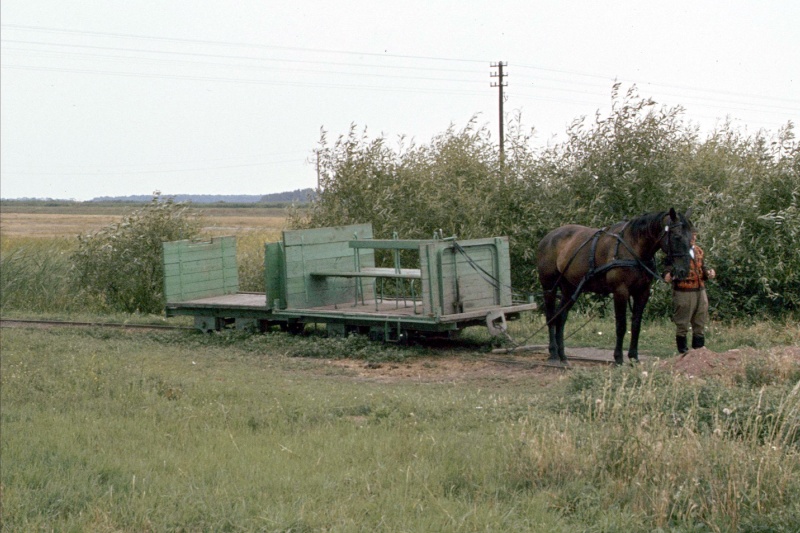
[659,218,693,266]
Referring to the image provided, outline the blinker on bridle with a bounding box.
[661,220,691,262]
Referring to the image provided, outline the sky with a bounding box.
[1,0,798,201]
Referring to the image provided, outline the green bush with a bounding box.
[296,85,799,319]
[70,195,202,313]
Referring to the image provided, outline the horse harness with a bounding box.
[552,220,682,303]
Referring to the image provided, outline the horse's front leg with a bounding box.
[612,293,629,365]
[627,289,651,362]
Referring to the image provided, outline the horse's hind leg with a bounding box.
[542,287,560,362]
[555,285,576,362]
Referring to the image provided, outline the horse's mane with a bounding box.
[627,211,669,240]
[619,210,693,240]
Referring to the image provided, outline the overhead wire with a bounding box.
[2,24,796,157]
[3,24,795,193]
[3,23,796,114]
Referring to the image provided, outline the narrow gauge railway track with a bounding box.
[2,318,617,368]
[0,318,192,331]
[491,343,647,368]
[488,355,615,369]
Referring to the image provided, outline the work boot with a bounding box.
[692,335,705,349]
[676,335,689,354]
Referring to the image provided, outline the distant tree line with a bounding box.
[86,189,316,204]
[292,84,799,319]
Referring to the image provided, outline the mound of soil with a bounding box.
[659,345,800,380]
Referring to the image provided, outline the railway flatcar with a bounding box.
[162,223,536,342]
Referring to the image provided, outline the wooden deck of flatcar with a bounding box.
[176,293,269,309]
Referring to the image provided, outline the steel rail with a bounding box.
[0,318,192,331]
[488,355,615,369]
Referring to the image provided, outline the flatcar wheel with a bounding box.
[396,330,415,346]
[280,321,305,335]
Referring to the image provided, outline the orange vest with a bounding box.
[674,245,706,291]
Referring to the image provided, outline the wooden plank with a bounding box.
[310,268,421,279]
[494,237,513,306]
[173,293,268,307]
[349,239,434,250]
[420,242,440,317]
[164,255,236,276]
[167,286,236,302]
[284,252,375,278]
[163,272,238,294]
[310,268,422,279]
[264,242,285,309]
[163,245,237,262]
[163,237,236,263]
[282,223,373,247]
[284,275,375,299]
[164,268,231,287]
[163,246,236,264]
[283,241,373,263]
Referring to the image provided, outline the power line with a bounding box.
[1,38,482,76]
[5,23,795,109]
[1,43,484,86]
[2,24,796,138]
[1,24,487,64]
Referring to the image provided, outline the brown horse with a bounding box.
[537,209,694,364]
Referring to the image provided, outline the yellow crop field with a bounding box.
[0,206,289,240]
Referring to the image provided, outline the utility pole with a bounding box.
[490,61,508,166]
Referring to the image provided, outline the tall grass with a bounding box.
[234,229,282,292]
[2,327,798,531]
[0,236,88,313]
[507,367,800,531]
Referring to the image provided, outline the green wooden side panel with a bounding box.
[420,243,441,317]
[162,236,239,303]
[281,224,376,309]
[419,237,512,317]
[264,242,285,309]
[494,237,513,306]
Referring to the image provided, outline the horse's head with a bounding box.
[661,208,695,280]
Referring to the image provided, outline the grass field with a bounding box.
[2,325,799,531]
[2,204,799,531]
[0,204,288,239]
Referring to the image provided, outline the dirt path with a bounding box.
[326,345,800,384]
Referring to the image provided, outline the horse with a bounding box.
[536,208,694,365]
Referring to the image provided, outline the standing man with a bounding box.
[663,232,716,354]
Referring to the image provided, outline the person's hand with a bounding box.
[663,272,672,283]
[707,269,716,279]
